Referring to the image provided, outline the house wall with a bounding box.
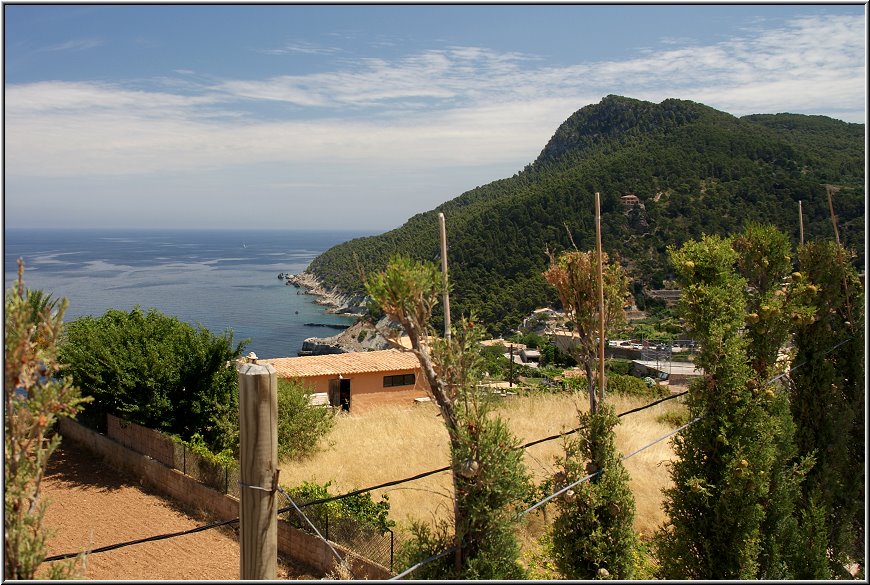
[289,369,428,396]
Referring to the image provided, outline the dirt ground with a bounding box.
[39,440,321,580]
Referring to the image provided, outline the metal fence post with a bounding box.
[325,510,329,541]
[390,530,394,572]
[183,446,187,475]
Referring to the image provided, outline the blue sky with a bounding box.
[3,4,866,231]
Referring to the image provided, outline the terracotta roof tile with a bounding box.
[263,349,421,379]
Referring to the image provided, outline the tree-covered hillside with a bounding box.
[307,96,864,334]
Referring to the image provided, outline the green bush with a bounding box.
[655,409,689,428]
[276,378,334,461]
[605,358,633,376]
[59,307,245,451]
[283,480,394,535]
[607,373,667,398]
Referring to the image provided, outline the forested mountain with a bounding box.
[307,96,865,334]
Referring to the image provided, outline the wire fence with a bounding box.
[281,504,400,571]
[106,414,241,497]
[173,442,241,498]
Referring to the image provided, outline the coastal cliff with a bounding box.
[285,272,366,316]
[286,271,383,355]
[297,318,392,356]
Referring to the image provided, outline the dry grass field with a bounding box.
[278,390,686,544]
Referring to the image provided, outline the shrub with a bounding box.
[276,378,334,461]
[59,307,246,451]
[5,262,89,579]
[606,373,666,398]
[551,404,637,578]
[283,480,393,535]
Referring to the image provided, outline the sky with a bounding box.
[2,3,866,231]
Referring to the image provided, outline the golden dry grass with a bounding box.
[278,390,686,538]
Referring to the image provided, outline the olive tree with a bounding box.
[367,256,531,579]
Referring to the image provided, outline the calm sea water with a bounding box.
[3,228,374,359]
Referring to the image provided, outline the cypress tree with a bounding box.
[656,234,802,578]
[790,240,864,576]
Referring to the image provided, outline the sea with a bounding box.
[3,228,376,359]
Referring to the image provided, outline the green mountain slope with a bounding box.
[307,95,865,334]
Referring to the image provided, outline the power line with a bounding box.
[42,390,687,563]
[385,337,860,578]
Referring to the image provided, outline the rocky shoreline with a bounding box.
[285,271,375,355]
[284,271,366,316]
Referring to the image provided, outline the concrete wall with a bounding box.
[57,418,392,579]
[107,414,175,468]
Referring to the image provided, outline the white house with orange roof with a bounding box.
[263,349,428,411]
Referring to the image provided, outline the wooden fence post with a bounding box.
[238,355,278,580]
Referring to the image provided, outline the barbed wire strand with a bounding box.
[41,389,687,563]
[43,516,240,562]
[393,415,705,580]
[44,334,853,566]
[520,415,703,518]
[387,334,859,578]
[390,545,458,580]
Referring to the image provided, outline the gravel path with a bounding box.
[39,439,320,580]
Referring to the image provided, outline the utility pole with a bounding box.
[509,344,514,388]
[798,200,805,245]
[594,192,606,412]
[439,213,451,339]
[238,353,278,580]
[826,184,841,245]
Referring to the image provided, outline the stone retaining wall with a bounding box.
[57,418,391,579]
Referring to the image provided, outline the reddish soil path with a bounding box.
[39,440,320,580]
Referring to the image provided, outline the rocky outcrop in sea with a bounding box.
[298,318,393,356]
[284,272,366,316]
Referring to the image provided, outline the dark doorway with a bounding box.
[339,378,351,412]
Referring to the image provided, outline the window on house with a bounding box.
[383,373,416,388]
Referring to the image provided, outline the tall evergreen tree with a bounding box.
[656,234,799,578]
[790,240,864,576]
[732,223,818,578]
[543,249,636,579]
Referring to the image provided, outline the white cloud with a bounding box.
[3,12,864,210]
[39,38,104,52]
[260,41,342,56]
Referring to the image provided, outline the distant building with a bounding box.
[520,348,541,366]
[621,194,640,207]
[263,349,427,412]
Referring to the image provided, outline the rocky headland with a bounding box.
[297,318,393,356]
[284,271,366,316]
[285,271,386,355]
